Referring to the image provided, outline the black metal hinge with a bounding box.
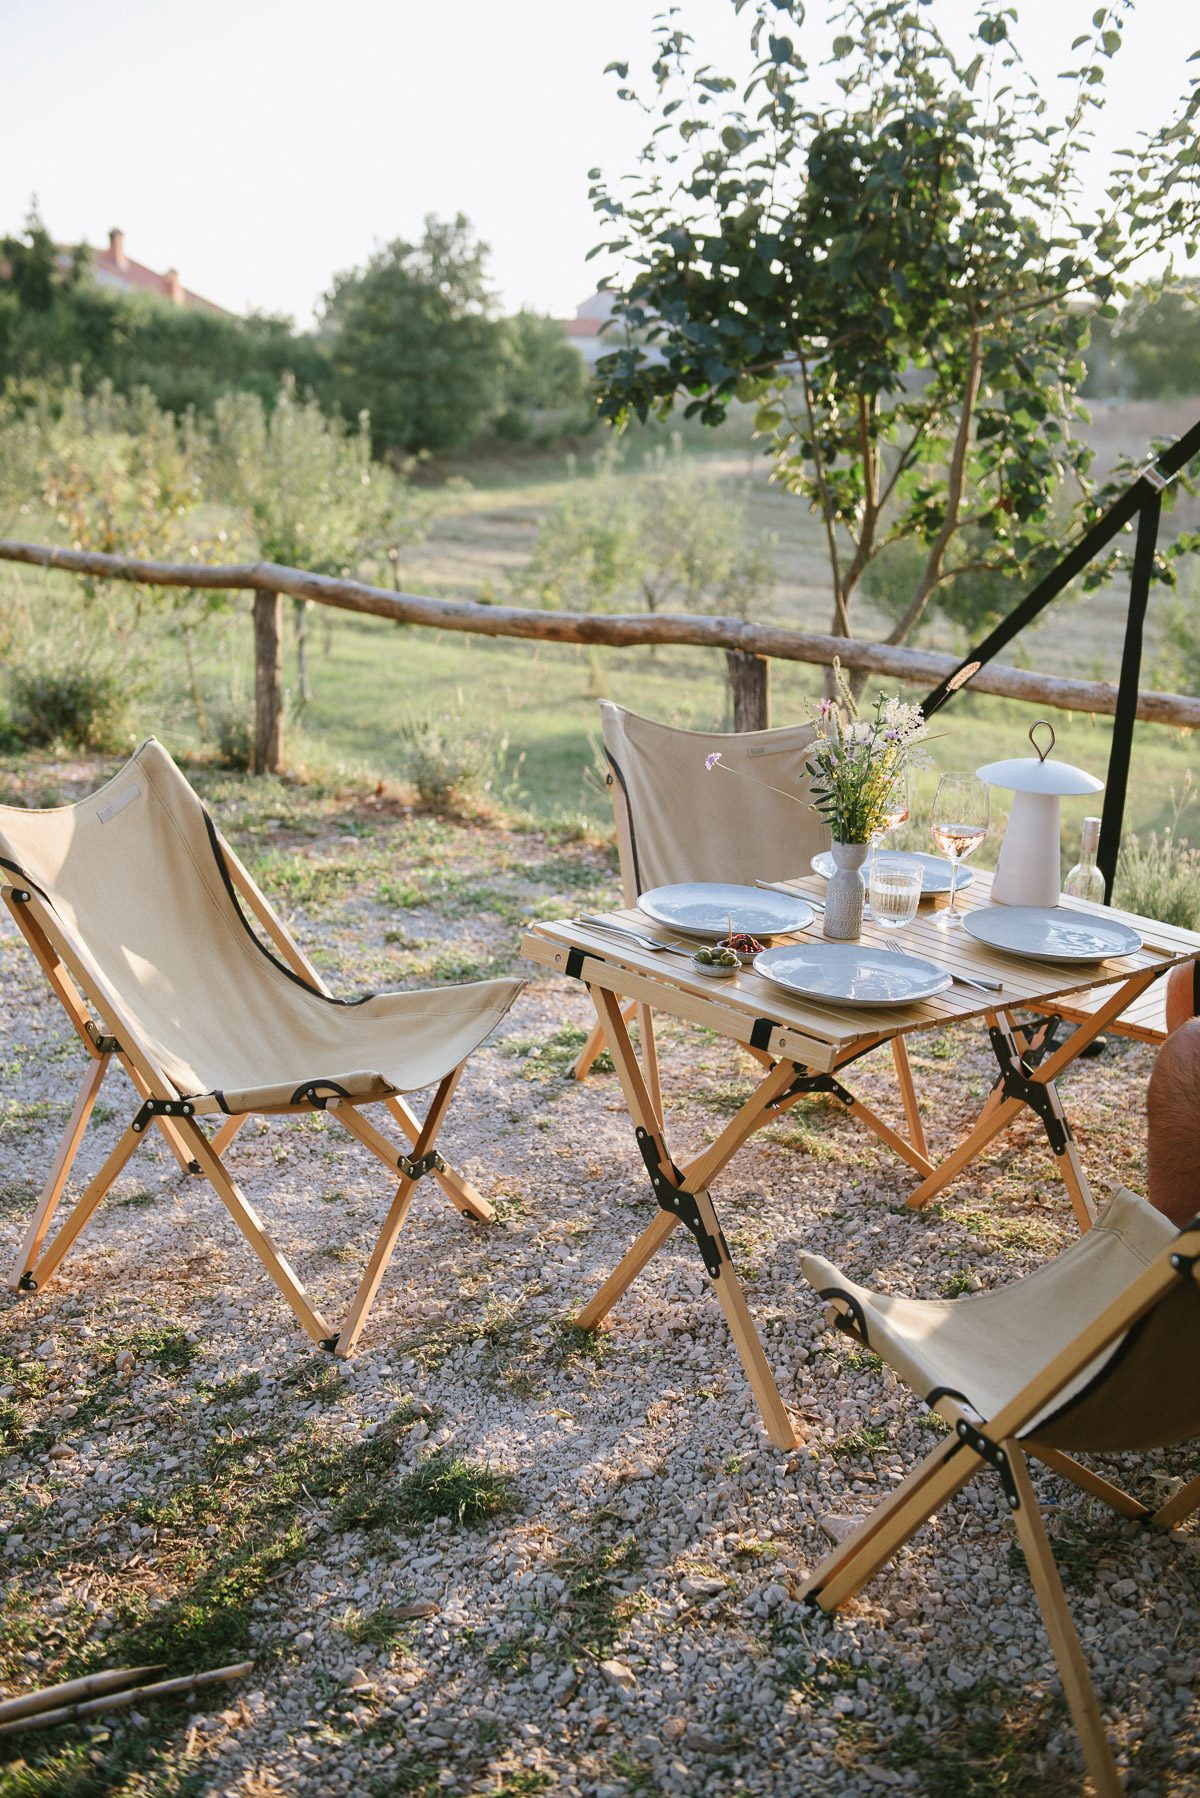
[988,1022,1069,1156]
[398,1150,446,1182]
[956,1417,1020,1511]
[768,1069,854,1110]
[635,1127,726,1280]
[131,1098,196,1134]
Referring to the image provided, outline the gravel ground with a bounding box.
[0,755,1197,1798]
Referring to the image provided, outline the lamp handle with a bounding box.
[1028,719,1055,763]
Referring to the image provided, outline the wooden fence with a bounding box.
[2,536,1198,775]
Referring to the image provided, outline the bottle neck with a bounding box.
[1078,816,1101,867]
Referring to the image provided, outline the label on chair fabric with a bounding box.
[97,784,140,824]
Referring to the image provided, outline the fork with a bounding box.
[574,916,696,958]
[879,933,1002,994]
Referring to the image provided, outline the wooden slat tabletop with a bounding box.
[522,868,1200,1071]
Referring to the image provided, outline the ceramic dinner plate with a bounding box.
[637,882,814,940]
[962,905,1142,964]
[810,850,973,895]
[752,942,953,1008]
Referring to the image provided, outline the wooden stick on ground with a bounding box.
[0,1661,254,1738]
[0,1665,163,1726]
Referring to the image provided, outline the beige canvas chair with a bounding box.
[797,1186,1200,1795]
[573,702,928,1161]
[2,739,522,1357]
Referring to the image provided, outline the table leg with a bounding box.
[582,985,798,1449]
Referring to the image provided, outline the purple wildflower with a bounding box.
[705,752,722,771]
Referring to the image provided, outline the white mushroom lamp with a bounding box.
[977,722,1104,908]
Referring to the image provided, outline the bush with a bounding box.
[210,703,255,772]
[8,663,130,751]
[1115,829,1200,931]
[399,717,523,815]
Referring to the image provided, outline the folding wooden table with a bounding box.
[522,875,1199,1450]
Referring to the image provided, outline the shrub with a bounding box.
[210,703,255,772]
[1115,829,1200,931]
[8,662,130,751]
[399,716,524,815]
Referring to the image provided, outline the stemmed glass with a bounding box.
[929,774,989,930]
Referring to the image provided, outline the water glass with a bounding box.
[869,854,923,932]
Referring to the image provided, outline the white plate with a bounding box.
[962,906,1142,964]
[638,882,814,940]
[752,942,953,1008]
[810,850,973,895]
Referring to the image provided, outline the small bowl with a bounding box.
[691,951,739,979]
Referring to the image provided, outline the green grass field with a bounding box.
[7,403,1200,856]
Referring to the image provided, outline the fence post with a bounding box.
[253,591,283,775]
[726,650,770,733]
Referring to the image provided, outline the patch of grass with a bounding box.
[545,1323,611,1375]
[341,1603,416,1660]
[382,1450,519,1533]
[252,845,386,915]
[939,1269,977,1298]
[108,1325,197,1375]
[485,1627,544,1678]
[111,1187,157,1209]
[493,1773,552,1797]
[829,1423,891,1460]
[502,1022,612,1082]
[419,948,517,984]
[883,1677,1067,1795]
[557,1532,643,1663]
[203,1371,262,1406]
[936,1203,1063,1258]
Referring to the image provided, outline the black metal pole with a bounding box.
[1096,488,1163,901]
[921,416,1200,720]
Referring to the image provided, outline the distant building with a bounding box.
[561,290,663,371]
[84,227,234,317]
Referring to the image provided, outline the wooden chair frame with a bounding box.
[4,831,494,1358]
[800,1218,1200,1795]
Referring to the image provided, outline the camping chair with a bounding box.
[1,739,522,1357]
[797,1186,1200,1794]
[573,702,929,1162]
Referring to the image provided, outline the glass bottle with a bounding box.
[1063,816,1106,904]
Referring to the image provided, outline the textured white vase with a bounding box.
[824,841,868,940]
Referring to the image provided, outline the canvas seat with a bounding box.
[573,703,931,1169]
[797,1186,1200,1794]
[2,739,522,1356]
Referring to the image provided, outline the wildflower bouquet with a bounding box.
[805,664,928,844]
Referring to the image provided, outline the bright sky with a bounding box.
[1,0,1193,326]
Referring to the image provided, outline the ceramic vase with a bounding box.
[823,841,868,940]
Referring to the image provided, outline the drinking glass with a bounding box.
[869,854,923,934]
[929,774,989,930]
[864,767,910,917]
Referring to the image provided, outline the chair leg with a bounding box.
[179,1117,334,1349]
[799,1432,978,1611]
[335,1068,464,1357]
[1027,1443,1150,1520]
[1006,1443,1124,1797]
[209,1114,248,1158]
[10,1053,110,1290]
[383,1095,493,1223]
[26,1116,145,1290]
[1151,1471,1200,1531]
[891,1035,929,1162]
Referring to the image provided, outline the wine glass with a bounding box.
[929,774,989,930]
[864,766,911,916]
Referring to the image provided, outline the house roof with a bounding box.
[86,229,234,317]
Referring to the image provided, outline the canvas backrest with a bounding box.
[1028,1218,1200,1453]
[0,739,315,1099]
[599,702,830,896]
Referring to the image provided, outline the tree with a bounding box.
[495,311,590,436]
[321,215,506,455]
[589,1,1200,660]
[1087,280,1200,399]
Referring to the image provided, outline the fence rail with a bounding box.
[2,537,1197,776]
